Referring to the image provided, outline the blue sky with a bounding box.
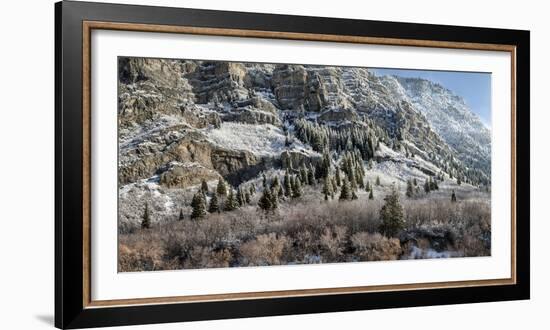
[370,68,492,127]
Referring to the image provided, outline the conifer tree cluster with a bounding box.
[294,119,381,160]
[189,178,257,219]
[423,176,440,194]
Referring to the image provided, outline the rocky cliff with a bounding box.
[117,57,491,226]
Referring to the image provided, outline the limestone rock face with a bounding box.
[118,58,196,127]
[272,65,308,110]
[119,131,215,185]
[191,61,249,104]
[159,162,221,188]
[224,97,281,125]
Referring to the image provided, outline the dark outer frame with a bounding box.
[55,1,530,328]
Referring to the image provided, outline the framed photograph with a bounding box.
[55,1,530,328]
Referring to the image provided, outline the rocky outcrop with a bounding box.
[190,61,249,104]
[119,131,215,184]
[222,97,281,125]
[318,108,358,122]
[280,150,322,170]
[272,65,308,110]
[159,162,221,188]
[118,58,196,126]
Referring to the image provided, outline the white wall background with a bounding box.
[0,0,546,329]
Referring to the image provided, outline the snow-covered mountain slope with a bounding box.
[117,58,491,226]
[392,76,491,181]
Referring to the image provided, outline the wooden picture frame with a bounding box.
[55,1,530,328]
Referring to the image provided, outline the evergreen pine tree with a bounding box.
[406,179,414,198]
[300,164,308,185]
[339,177,351,201]
[379,185,405,237]
[351,191,358,200]
[308,164,316,185]
[216,178,227,196]
[191,192,207,219]
[284,171,292,197]
[293,176,303,198]
[178,208,184,221]
[271,176,281,197]
[369,189,374,200]
[201,179,209,194]
[208,193,220,213]
[413,178,418,186]
[236,187,244,206]
[322,177,333,199]
[376,176,381,186]
[262,173,268,189]
[258,188,272,212]
[141,203,151,229]
[224,189,238,211]
[365,180,371,192]
[451,189,457,203]
[335,167,342,186]
[357,170,365,189]
[424,180,431,194]
[270,188,279,210]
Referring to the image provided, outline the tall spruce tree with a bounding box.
[339,177,351,201]
[424,180,431,194]
[208,193,220,213]
[258,188,272,212]
[300,164,309,185]
[283,171,292,197]
[191,192,207,219]
[216,178,227,196]
[201,179,209,194]
[224,189,238,211]
[376,176,381,186]
[271,176,281,197]
[335,167,342,186]
[369,189,374,200]
[322,177,333,201]
[236,187,245,206]
[270,187,279,210]
[141,203,151,229]
[379,185,405,237]
[406,179,414,198]
[308,164,316,185]
[178,208,184,221]
[293,176,303,198]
